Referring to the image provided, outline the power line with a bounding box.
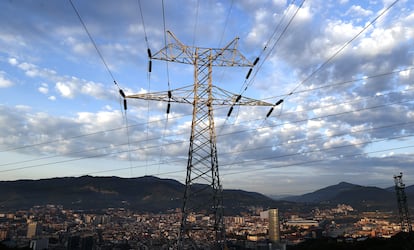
[221,144,414,177]
[260,66,414,102]
[68,0,119,88]
[76,141,414,181]
[240,0,306,93]
[287,0,400,96]
[2,85,412,161]
[2,96,412,175]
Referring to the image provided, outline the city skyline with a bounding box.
[0,0,414,196]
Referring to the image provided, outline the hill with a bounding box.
[283,182,414,211]
[0,175,293,214]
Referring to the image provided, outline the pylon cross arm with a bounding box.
[126,85,273,106]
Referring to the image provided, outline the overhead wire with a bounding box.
[74,138,414,180]
[191,0,200,48]
[69,0,138,176]
[217,0,234,47]
[3,137,412,206]
[2,70,411,159]
[4,2,409,198]
[154,0,174,174]
[274,0,401,111]
[220,0,303,135]
[2,81,412,166]
[240,0,303,93]
[5,0,410,180]
[2,91,412,175]
[222,0,402,159]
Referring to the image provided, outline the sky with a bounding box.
[0,0,414,196]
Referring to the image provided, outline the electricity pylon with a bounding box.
[124,31,272,249]
[394,172,412,232]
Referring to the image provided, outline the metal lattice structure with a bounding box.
[125,31,272,249]
[394,172,412,232]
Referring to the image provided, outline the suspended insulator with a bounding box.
[266,107,274,118]
[227,106,234,117]
[166,102,171,114]
[119,89,126,98]
[253,57,259,66]
[245,68,252,79]
[275,99,284,106]
[235,95,242,102]
[113,80,118,85]
[147,48,152,58]
[123,99,127,110]
[148,60,152,72]
[168,90,172,99]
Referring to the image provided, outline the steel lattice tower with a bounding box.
[394,172,412,232]
[125,31,272,249]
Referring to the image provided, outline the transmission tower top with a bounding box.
[152,30,253,67]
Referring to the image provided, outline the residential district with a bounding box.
[0,204,406,249]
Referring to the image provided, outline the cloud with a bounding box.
[346,5,373,17]
[38,83,49,94]
[0,71,13,88]
[56,81,74,98]
[8,57,18,66]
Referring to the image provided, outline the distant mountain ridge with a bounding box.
[0,175,287,214]
[1,176,413,213]
[283,181,414,211]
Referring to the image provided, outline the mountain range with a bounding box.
[0,175,290,214]
[281,181,414,211]
[1,176,413,213]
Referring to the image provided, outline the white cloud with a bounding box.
[0,71,13,88]
[55,81,74,98]
[346,5,373,17]
[38,83,49,94]
[8,57,18,65]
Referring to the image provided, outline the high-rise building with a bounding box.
[27,222,42,239]
[268,209,280,243]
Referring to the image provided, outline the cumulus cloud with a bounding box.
[56,81,74,98]
[38,83,49,94]
[0,71,13,88]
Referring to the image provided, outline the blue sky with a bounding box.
[1,0,414,196]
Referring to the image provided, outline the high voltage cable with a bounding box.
[2,98,412,174]
[137,0,149,48]
[243,0,400,123]
[75,143,414,181]
[221,0,304,133]
[260,66,414,101]
[2,60,407,154]
[221,145,414,177]
[68,0,119,88]
[191,0,200,48]
[4,114,412,170]
[217,0,234,47]
[240,0,305,93]
[3,141,412,205]
[2,65,407,157]
[287,0,400,96]
[1,85,412,158]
